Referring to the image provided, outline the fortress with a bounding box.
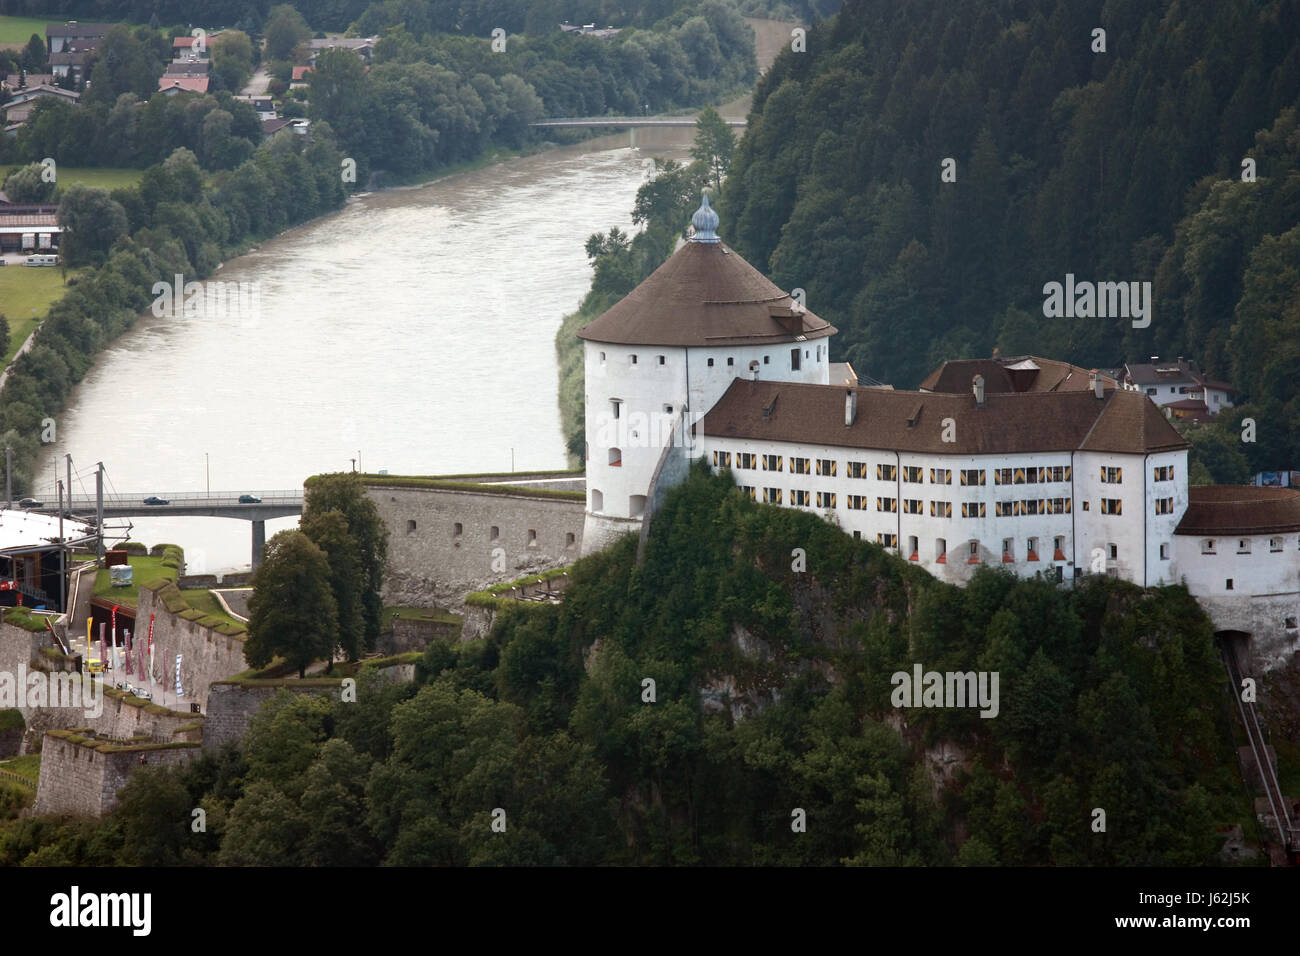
[579,195,1298,666]
[373,193,1299,669]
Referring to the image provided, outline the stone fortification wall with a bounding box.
[34,730,199,817]
[3,618,200,753]
[376,616,460,655]
[136,585,248,711]
[202,679,342,750]
[366,476,584,607]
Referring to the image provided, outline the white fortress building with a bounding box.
[575,195,1300,668]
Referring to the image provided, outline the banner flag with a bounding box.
[124,627,133,675]
[175,654,184,698]
[98,623,106,673]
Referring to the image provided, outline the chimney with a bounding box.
[1090,369,1103,399]
[972,374,985,407]
[845,389,857,426]
[749,360,760,382]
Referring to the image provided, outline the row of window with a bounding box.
[598,346,825,369]
[712,455,1178,487]
[871,535,1073,562]
[731,483,1185,521]
[728,474,1183,521]
[408,519,577,550]
[1201,536,1297,555]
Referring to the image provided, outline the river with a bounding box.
[35,132,693,572]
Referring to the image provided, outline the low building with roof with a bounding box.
[1172,486,1300,666]
[158,75,210,94]
[0,201,60,253]
[920,354,1116,394]
[0,509,95,613]
[1123,356,1236,414]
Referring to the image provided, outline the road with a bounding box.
[239,67,270,96]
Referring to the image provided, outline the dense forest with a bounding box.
[0,0,831,35]
[712,0,1300,468]
[0,465,1242,865]
[0,5,756,181]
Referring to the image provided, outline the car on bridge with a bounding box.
[18,498,43,508]
[238,494,262,503]
[143,496,170,505]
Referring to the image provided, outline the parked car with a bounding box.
[143,496,169,505]
[86,658,104,675]
[238,494,262,503]
[18,497,43,508]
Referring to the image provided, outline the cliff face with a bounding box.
[488,464,1242,864]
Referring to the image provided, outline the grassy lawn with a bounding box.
[181,588,245,629]
[0,15,48,46]
[0,753,41,784]
[53,167,145,192]
[1,165,146,193]
[0,265,69,365]
[93,555,178,606]
[385,605,461,625]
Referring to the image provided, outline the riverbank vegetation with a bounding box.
[0,2,761,495]
[0,465,1246,865]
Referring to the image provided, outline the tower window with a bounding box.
[611,400,621,419]
[491,525,500,541]
[791,348,801,371]
[406,520,416,534]
[763,355,770,364]
[657,355,665,365]
[707,358,714,367]
[453,522,463,537]
[608,448,622,467]
[599,351,606,362]
[566,532,576,549]
[630,354,638,365]
[527,529,537,546]
[727,357,734,366]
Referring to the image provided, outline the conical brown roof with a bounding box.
[577,239,836,347]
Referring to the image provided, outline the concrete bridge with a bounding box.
[22,491,302,568]
[531,115,746,146]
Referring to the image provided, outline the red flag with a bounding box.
[147,614,155,651]
[111,605,118,644]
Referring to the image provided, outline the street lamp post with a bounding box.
[205,452,209,496]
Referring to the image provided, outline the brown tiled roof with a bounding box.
[702,379,1188,456]
[1175,486,1300,535]
[160,77,210,93]
[577,239,835,347]
[919,356,1114,393]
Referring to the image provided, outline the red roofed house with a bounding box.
[159,76,210,94]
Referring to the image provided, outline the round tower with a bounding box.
[577,193,837,554]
